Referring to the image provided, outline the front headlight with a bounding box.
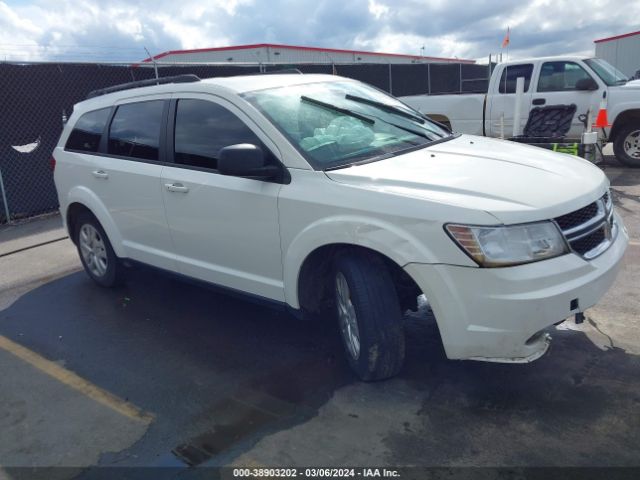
[445,221,569,267]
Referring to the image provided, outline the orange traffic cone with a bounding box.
[593,94,611,128]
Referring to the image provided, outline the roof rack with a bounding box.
[86,74,200,99]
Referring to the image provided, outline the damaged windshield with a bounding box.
[243,81,451,170]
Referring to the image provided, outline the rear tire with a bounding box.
[333,252,405,381]
[74,212,123,287]
[613,124,640,167]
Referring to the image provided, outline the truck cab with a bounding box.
[402,56,640,166]
[486,57,604,138]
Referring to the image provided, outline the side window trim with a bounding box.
[165,98,178,166]
[98,106,116,154]
[158,100,170,164]
[498,63,534,94]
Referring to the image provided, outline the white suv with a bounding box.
[54,73,628,380]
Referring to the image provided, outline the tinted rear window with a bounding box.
[108,101,164,161]
[498,64,534,94]
[65,108,111,152]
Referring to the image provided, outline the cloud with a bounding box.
[0,0,639,63]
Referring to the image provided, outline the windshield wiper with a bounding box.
[360,111,437,139]
[300,96,375,124]
[345,94,425,124]
[344,94,447,139]
[379,119,433,139]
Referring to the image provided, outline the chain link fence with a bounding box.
[0,60,492,224]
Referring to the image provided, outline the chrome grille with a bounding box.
[554,192,616,260]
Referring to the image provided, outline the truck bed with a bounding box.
[401,93,486,136]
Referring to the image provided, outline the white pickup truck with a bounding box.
[401,56,640,167]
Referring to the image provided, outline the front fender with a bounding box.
[283,215,436,308]
[608,105,640,140]
[66,186,126,258]
[609,103,640,123]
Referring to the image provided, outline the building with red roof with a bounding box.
[142,43,475,65]
[594,31,640,78]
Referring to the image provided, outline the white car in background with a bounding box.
[402,56,640,167]
[54,73,627,380]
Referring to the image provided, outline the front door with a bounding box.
[160,95,285,301]
[532,60,602,138]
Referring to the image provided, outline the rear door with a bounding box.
[160,94,285,301]
[76,97,175,270]
[487,63,534,137]
[532,60,602,138]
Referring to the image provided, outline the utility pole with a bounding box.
[144,47,159,83]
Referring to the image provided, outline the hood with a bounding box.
[325,135,608,224]
[619,79,640,89]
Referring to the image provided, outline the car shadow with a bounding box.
[0,265,639,469]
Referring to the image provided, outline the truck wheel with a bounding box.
[613,124,640,167]
[75,212,123,287]
[333,252,405,381]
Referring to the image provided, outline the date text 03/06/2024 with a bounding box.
[232,468,401,478]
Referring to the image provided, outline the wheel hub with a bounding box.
[623,129,640,159]
[79,224,108,278]
[336,272,361,360]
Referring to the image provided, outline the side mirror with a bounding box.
[575,77,598,91]
[218,144,279,178]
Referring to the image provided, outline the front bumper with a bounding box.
[404,213,628,362]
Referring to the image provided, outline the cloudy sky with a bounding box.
[1,0,638,63]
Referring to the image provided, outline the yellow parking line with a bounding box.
[0,335,154,424]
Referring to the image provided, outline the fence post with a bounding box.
[427,63,431,94]
[0,167,11,224]
[513,76,525,137]
[388,63,393,94]
[459,63,462,93]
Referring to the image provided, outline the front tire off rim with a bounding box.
[79,224,108,278]
[336,271,361,360]
[623,129,640,159]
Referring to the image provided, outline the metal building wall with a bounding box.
[155,47,464,65]
[595,34,640,77]
[157,48,268,63]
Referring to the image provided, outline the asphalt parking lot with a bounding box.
[0,160,639,478]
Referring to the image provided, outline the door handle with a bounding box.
[165,182,189,193]
[532,98,546,106]
[92,170,109,179]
